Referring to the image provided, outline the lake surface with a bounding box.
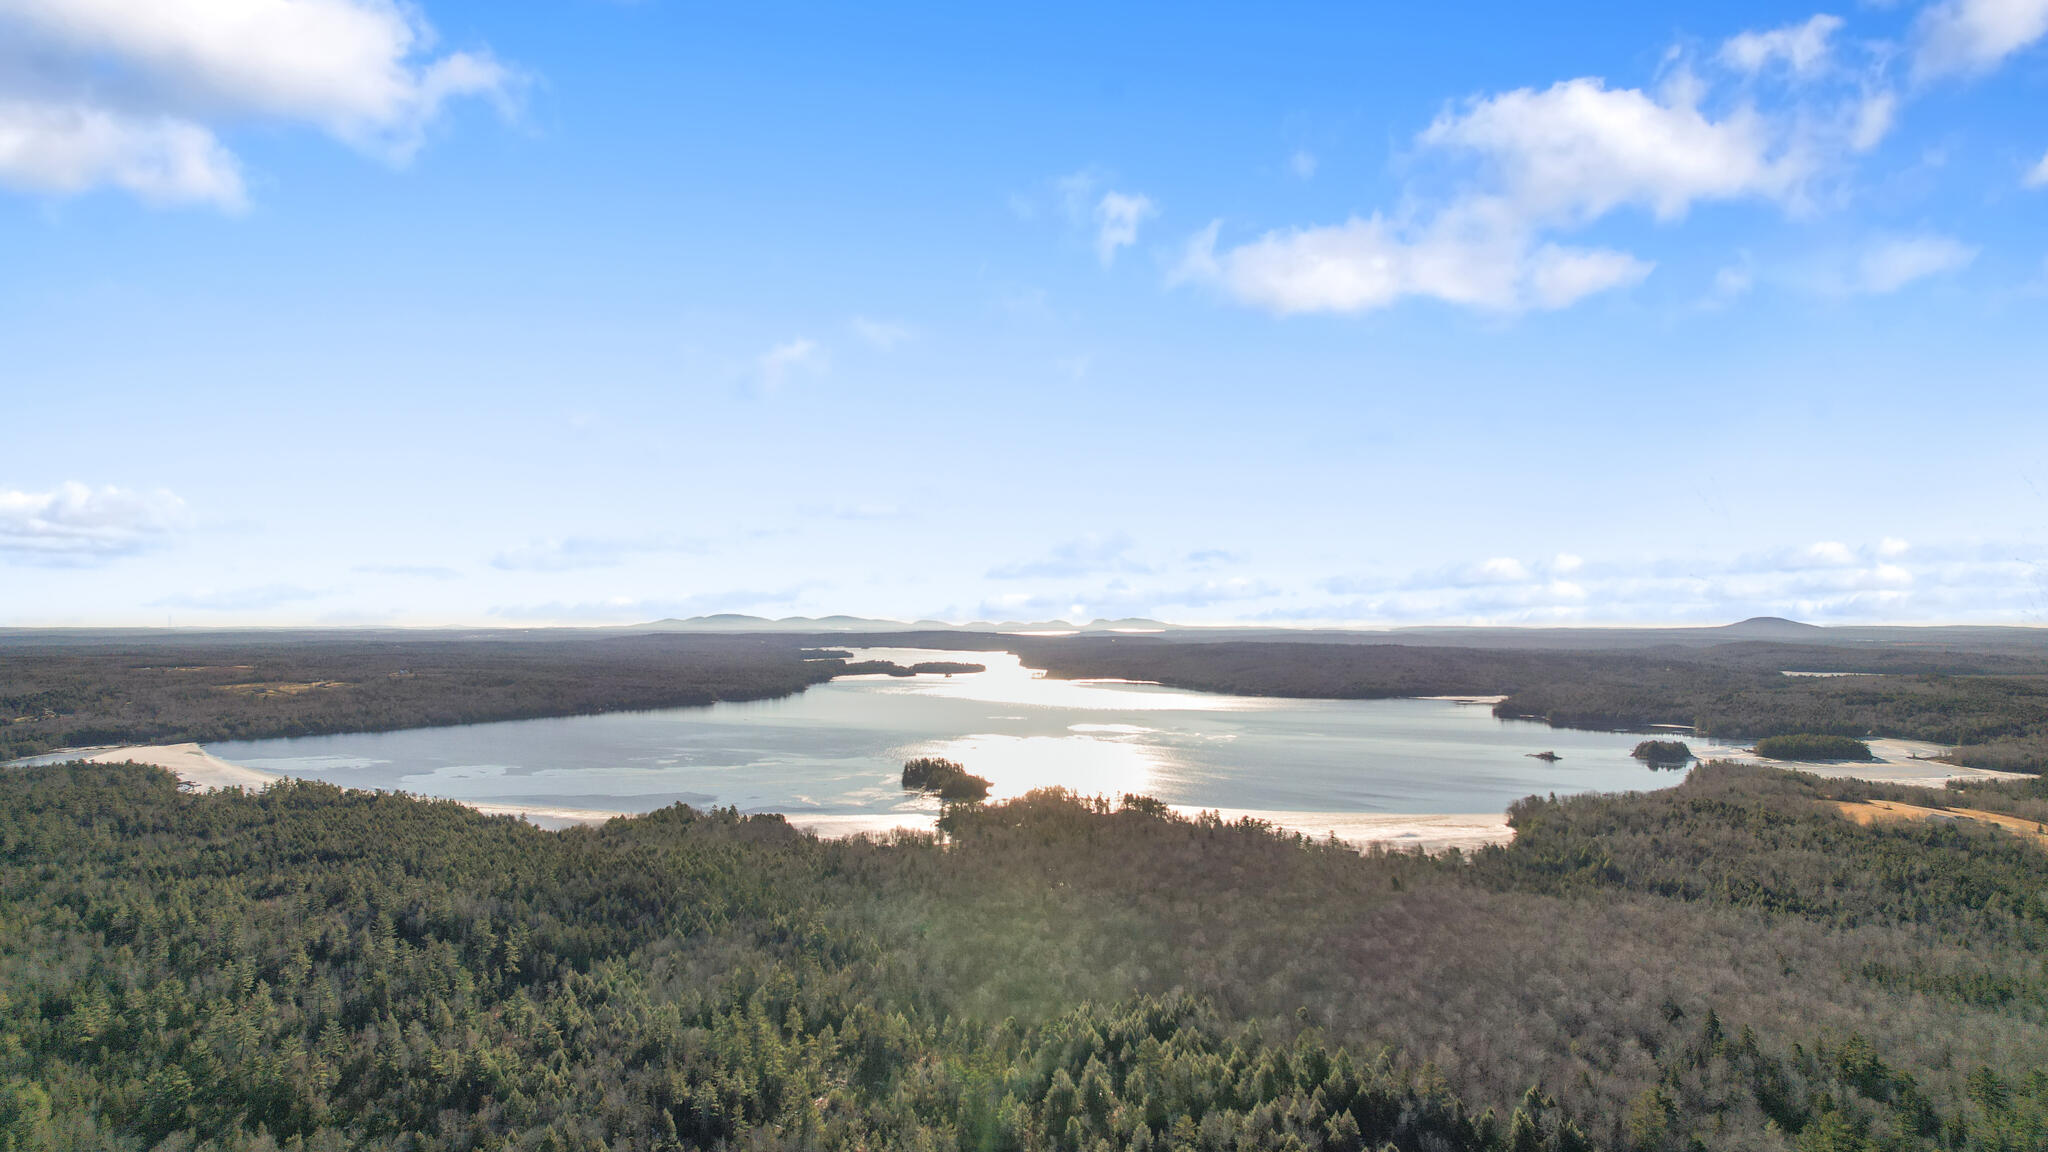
[205,649,1731,822]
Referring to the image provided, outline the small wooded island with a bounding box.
[1755,733,1876,761]
[900,755,992,800]
[1631,739,1694,765]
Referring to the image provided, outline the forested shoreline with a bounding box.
[0,635,853,763]
[4,758,2047,1149]
[6,631,2048,774]
[990,637,2048,774]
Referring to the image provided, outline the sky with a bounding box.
[2,0,2047,628]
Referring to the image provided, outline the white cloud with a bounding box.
[757,337,826,391]
[1177,208,1650,315]
[1302,538,2033,625]
[1912,0,2048,79]
[1289,149,1318,179]
[1418,77,1810,223]
[1720,14,1845,78]
[0,0,511,208]
[1094,190,1155,266]
[1808,540,1857,565]
[1179,75,1810,316]
[1853,234,1978,293]
[849,316,912,350]
[1524,243,1656,309]
[2026,150,2048,188]
[0,482,186,563]
[0,100,245,208]
[1849,90,1897,153]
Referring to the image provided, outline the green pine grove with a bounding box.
[3,759,2046,1151]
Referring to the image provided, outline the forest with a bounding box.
[1754,735,1875,762]
[3,757,2047,1150]
[0,633,848,762]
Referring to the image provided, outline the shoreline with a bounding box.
[25,733,2031,852]
[1705,737,2029,787]
[33,743,1519,850]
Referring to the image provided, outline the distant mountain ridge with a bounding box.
[630,614,1175,635]
[617,613,2047,654]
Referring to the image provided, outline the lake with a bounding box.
[205,649,1729,832]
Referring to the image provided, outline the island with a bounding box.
[1754,733,1876,762]
[1631,739,1695,766]
[838,660,989,678]
[900,755,992,800]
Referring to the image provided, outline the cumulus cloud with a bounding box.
[1418,77,1810,223]
[0,100,245,208]
[1177,207,1651,315]
[1808,540,1857,565]
[1094,191,1155,266]
[1720,14,1845,78]
[1303,539,2031,625]
[1912,0,2048,79]
[0,0,513,208]
[0,482,185,563]
[1179,74,1814,315]
[1853,234,1978,293]
[756,338,826,392]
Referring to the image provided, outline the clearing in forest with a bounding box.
[1833,797,2048,849]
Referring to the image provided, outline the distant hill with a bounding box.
[1717,616,1824,638]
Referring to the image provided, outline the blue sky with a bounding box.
[3,0,2046,627]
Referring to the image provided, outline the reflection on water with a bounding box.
[207,649,1737,819]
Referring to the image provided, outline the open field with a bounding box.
[1834,797,2048,848]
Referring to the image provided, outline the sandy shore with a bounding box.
[1710,738,2030,787]
[56,745,631,829]
[1178,807,1513,851]
[80,743,283,791]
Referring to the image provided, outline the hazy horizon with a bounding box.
[5,2,2046,629]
